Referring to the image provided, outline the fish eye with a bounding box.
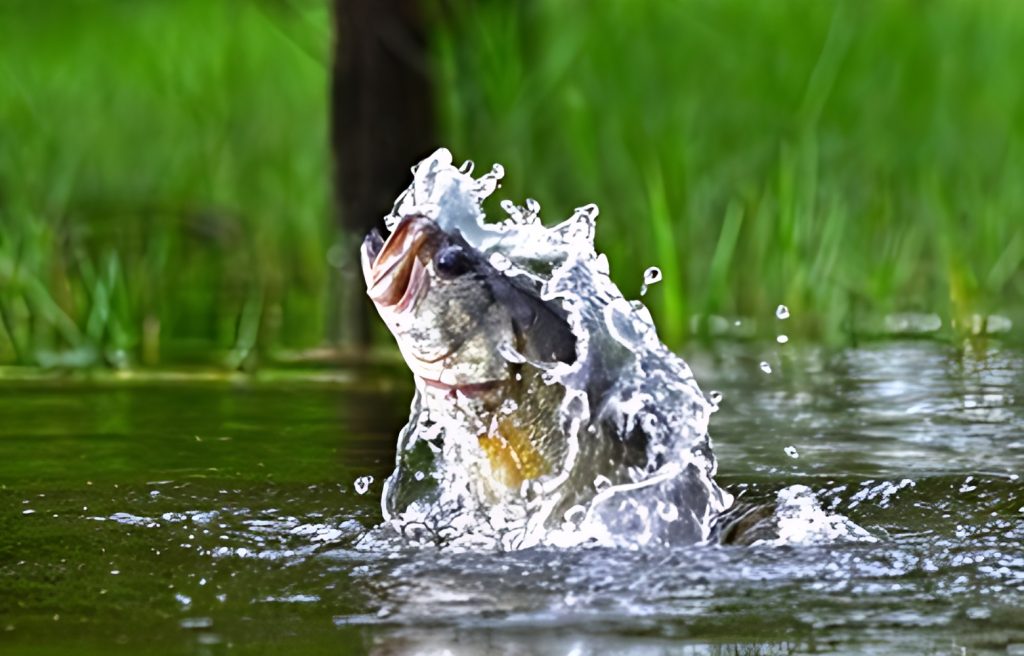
[434,245,473,278]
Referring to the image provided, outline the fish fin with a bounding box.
[488,277,577,364]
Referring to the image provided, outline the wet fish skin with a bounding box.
[362,214,581,509]
[363,214,575,391]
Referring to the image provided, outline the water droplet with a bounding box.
[776,304,790,320]
[640,266,663,296]
[525,198,541,214]
[784,446,799,459]
[593,475,612,492]
[21,509,35,516]
[354,476,374,495]
[414,471,425,482]
[180,617,214,630]
[563,505,586,525]
[576,203,600,219]
[776,334,789,344]
[759,361,772,374]
[708,390,723,410]
[458,159,475,175]
[656,501,679,522]
[499,199,525,223]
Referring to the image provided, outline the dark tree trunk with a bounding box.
[329,0,437,347]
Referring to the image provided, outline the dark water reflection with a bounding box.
[1,341,1022,655]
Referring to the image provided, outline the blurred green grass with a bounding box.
[435,0,1024,344]
[2,0,1023,367]
[0,1,332,367]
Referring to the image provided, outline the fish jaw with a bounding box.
[362,215,438,309]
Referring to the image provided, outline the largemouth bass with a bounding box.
[360,149,734,549]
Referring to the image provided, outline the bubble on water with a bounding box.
[784,446,799,459]
[776,304,790,320]
[354,476,374,496]
[180,617,214,630]
[760,361,773,374]
[639,266,663,296]
[776,334,789,344]
[959,476,977,493]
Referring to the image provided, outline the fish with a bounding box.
[361,212,766,548]
[363,214,575,494]
[361,213,577,397]
[361,213,661,541]
[355,150,862,549]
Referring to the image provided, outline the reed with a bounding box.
[1,0,1022,367]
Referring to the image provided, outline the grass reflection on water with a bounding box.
[1,341,1022,655]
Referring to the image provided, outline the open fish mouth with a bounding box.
[361,215,438,310]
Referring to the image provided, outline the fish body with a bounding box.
[362,176,731,547]
[362,215,641,539]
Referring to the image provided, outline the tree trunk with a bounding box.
[329,0,437,348]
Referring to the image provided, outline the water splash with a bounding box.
[371,148,861,551]
[639,267,662,296]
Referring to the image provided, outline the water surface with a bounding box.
[2,341,1022,654]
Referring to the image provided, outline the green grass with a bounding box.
[0,1,332,367]
[2,0,1023,367]
[435,0,1024,343]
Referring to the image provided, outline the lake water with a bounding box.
[2,341,1022,655]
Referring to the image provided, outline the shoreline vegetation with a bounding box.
[1,1,1022,368]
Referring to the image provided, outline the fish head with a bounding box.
[361,214,577,391]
